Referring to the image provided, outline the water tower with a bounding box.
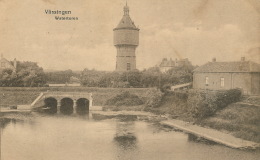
[113,3,140,71]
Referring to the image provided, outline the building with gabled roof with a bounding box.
[193,57,260,95]
[0,54,16,73]
[159,58,175,73]
[159,58,191,73]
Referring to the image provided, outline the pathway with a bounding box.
[161,119,259,149]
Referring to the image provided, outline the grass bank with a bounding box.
[199,98,260,143]
[143,92,194,121]
[104,89,260,143]
[147,91,260,143]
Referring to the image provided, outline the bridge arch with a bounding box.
[32,92,93,115]
[76,98,89,115]
[60,98,74,115]
[44,97,57,114]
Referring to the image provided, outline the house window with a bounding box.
[220,78,224,87]
[127,63,131,71]
[205,77,209,86]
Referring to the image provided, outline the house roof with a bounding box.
[194,61,260,73]
[159,58,175,67]
[0,56,15,72]
[0,57,11,64]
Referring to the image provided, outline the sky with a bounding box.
[0,0,259,71]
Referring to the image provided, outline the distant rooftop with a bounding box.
[159,58,175,67]
[194,58,260,73]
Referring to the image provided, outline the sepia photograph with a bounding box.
[0,0,260,160]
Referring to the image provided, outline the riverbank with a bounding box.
[1,87,259,144]
[103,91,260,144]
[161,119,259,150]
[199,100,260,143]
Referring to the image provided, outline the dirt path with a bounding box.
[161,119,259,149]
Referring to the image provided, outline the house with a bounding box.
[159,58,191,73]
[193,57,260,95]
[0,54,17,73]
[159,58,175,73]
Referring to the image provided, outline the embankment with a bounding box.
[145,90,260,143]
[0,87,155,107]
[199,101,260,143]
[1,87,259,143]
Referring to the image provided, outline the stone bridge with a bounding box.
[31,91,93,115]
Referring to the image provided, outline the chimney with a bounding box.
[212,57,216,62]
[241,57,245,61]
[13,58,17,70]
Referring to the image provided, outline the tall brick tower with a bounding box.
[113,2,139,71]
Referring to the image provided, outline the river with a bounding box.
[1,113,259,160]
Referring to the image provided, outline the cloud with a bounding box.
[138,23,245,68]
[39,43,116,71]
[0,0,259,71]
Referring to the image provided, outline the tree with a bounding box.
[45,69,77,84]
[80,68,106,87]
[0,61,47,87]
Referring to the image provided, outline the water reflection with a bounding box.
[0,118,14,129]
[0,117,36,130]
[188,133,217,145]
[113,120,139,160]
[1,114,259,160]
[0,118,28,129]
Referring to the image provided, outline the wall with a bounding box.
[114,29,139,46]
[116,45,137,71]
[232,73,252,94]
[114,28,139,71]
[193,72,255,94]
[251,73,260,95]
[193,72,233,90]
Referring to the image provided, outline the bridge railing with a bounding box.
[44,91,92,96]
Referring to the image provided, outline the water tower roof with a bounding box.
[114,4,139,30]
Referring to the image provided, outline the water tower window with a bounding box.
[205,77,209,86]
[220,78,224,87]
[127,63,131,71]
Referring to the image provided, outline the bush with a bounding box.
[160,84,171,93]
[187,89,242,119]
[105,91,144,106]
[174,91,188,100]
[144,89,163,108]
[215,89,242,110]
